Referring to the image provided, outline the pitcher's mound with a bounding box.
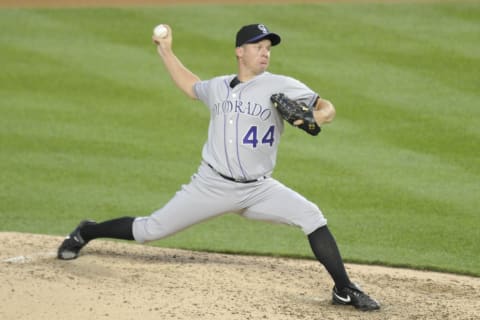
[1,232,479,320]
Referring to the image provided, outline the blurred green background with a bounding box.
[0,2,479,276]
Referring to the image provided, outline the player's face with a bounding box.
[237,39,272,76]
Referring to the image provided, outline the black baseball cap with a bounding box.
[235,24,281,47]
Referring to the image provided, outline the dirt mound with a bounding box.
[1,232,479,319]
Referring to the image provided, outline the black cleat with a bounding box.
[57,220,96,260]
[332,283,380,311]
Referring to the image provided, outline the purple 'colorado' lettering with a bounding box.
[212,100,272,121]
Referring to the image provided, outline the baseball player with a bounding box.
[58,23,380,311]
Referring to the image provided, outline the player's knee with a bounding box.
[299,206,327,235]
[301,216,327,235]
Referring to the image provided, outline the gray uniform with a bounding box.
[133,72,326,243]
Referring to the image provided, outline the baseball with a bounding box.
[153,24,168,38]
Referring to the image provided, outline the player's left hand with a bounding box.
[270,93,321,136]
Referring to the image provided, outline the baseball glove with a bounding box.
[270,93,321,136]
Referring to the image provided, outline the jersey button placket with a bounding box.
[226,91,240,177]
[228,117,234,149]
[227,115,236,176]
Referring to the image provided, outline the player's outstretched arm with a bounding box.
[313,98,336,125]
[152,24,200,99]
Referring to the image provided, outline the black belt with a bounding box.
[207,163,266,184]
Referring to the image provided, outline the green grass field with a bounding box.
[1,2,479,276]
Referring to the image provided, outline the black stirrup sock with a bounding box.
[80,216,135,242]
[308,225,351,290]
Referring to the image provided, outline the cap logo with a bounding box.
[258,24,268,34]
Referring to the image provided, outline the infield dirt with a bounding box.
[1,232,480,320]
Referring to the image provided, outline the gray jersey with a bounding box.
[133,72,326,243]
[194,71,319,181]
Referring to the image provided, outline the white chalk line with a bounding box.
[2,251,57,264]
